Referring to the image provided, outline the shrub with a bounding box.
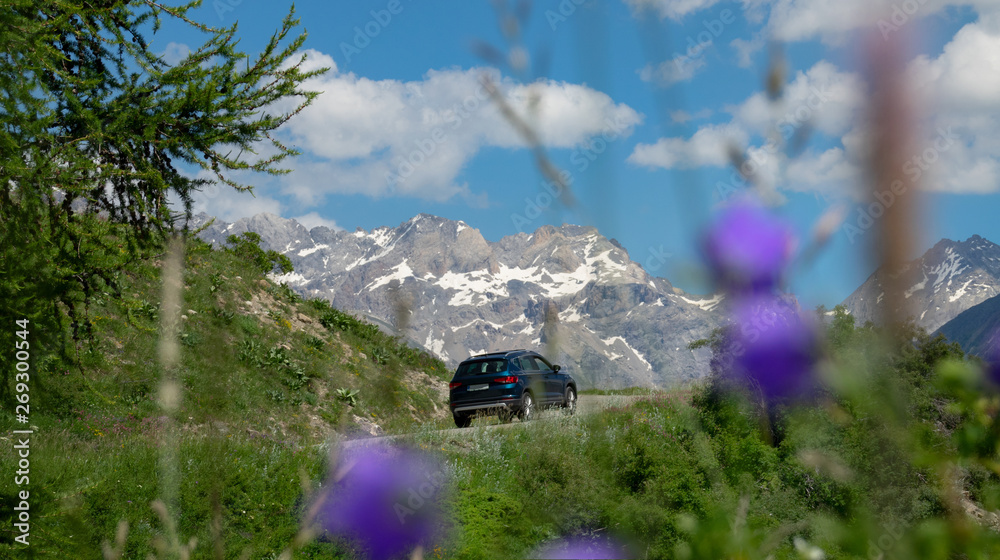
[224,232,294,275]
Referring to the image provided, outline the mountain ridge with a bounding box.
[937,292,1000,358]
[842,234,1000,332]
[194,212,723,389]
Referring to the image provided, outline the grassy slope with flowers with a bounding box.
[4,232,1000,559]
[416,309,1000,560]
[0,234,451,558]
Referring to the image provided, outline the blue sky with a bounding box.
[158,0,999,308]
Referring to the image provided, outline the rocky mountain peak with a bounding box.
[196,212,723,388]
[530,224,560,246]
[843,235,1000,332]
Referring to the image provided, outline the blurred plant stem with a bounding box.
[867,31,919,330]
[156,236,188,558]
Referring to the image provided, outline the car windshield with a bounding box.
[456,359,508,376]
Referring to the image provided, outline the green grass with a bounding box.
[397,385,1000,560]
[578,387,663,396]
[24,237,450,438]
[393,322,1000,559]
[5,426,336,558]
[5,238,1000,559]
[0,236,450,557]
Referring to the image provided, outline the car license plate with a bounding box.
[468,384,489,391]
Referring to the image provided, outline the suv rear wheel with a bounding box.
[518,392,534,422]
[454,414,471,428]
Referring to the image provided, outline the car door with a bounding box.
[536,355,562,403]
[518,356,546,401]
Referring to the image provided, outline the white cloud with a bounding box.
[732,61,865,137]
[671,108,714,123]
[628,124,748,169]
[629,60,874,200]
[904,13,1000,193]
[170,168,283,223]
[281,48,338,75]
[763,0,879,43]
[293,212,343,232]
[767,0,1000,43]
[269,50,642,204]
[730,36,764,68]
[191,185,283,223]
[785,147,861,194]
[632,0,1000,43]
[909,13,1000,111]
[161,42,191,66]
[639,56,708,86]
[632,12,1000,198]
[623,0,723,20]
[630,60,863,173]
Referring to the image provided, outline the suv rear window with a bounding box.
[456,359,508,376]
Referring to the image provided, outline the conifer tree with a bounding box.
[0,0,325,402]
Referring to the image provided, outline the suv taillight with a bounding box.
[449,382,463,389]
[493,376,517,384]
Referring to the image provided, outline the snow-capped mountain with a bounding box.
[842,235,1000,332]
[195,212,723,389]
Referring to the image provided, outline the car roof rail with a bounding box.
[471,348,528,358]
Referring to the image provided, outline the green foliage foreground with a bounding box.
[419,310,1000,559]
[0,235,451,558]
[6,271,1000,559]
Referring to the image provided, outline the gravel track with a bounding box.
[341,394,643,449]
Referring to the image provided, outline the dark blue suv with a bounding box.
[448,349,577,428]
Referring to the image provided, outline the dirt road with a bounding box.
[342,394,642,449]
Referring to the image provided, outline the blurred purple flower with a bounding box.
[727,295,819,403]
[316,445,444,560]
[702,200,795,295]
[530,536,632,559]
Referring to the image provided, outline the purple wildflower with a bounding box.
[316,445,444,560]
[702,199,795,295]
[530,536,632,559]
[726,295,819,404]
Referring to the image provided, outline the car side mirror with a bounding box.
[553,364,561,372]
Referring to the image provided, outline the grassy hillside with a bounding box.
[4,236,1000,559]
[0,234,451,557]
[414,315,1000,559]
[31,234,451,436]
